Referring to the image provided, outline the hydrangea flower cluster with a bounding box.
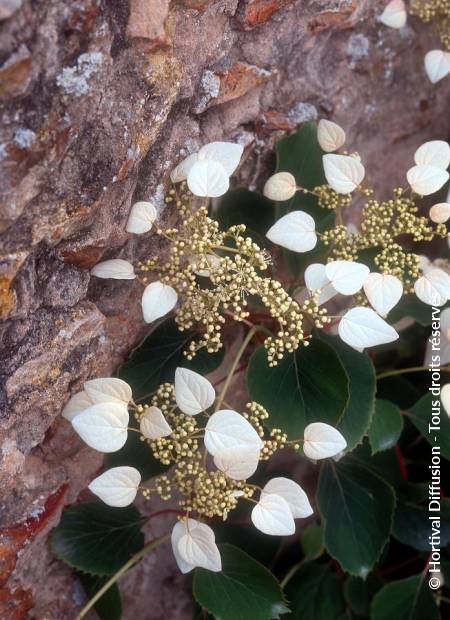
[63,372,346,573]
[379,0,450,83]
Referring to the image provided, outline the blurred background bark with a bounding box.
[1,0,449,617]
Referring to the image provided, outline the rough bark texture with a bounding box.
[0,0,449,617]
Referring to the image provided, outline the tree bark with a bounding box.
[0,0,449,618]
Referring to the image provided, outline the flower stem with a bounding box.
[280,559,306,589]
[75,534,170,620]
[376,365,450,380]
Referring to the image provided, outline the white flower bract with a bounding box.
[174,367,216,416]
[251,493,295,536]
[429,203,450,224]
[441,384,450,418]
[170,152,199,183]
[88,466,141,507]
[303,422,347,460]
[325,260,370,295]
[266,211,317,253]
[414,140,450,170]
[263,172,297,201]
[204,409,264,457]
[213,446,260,480]
[317,119,346,152]
[304,263,337,305]
[363,272,403,317]
[84,377,132,406]
[198,142,243,176]
[62,391,93,421]
[414,269,450,306]
[142,281,178,323]
[187,160,230,198]
[262,477,313,518]
[323,154,365,194]
[140,406,172,439]
[171,519,221,574]
[71,402,129,453]
[425,50,450,84]
[406,165,449,195]
[91,259,135,280]
[379,0,407,29]
[126,201,157,234]
[338,307,399,349]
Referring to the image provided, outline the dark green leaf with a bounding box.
[370,574,439,620]
[317,458,395,576]
[119,318,224,401]
[320,333,376,451]
[407,393,450,459]
[285,563,346,619]
[301,523,324,560]
[79,573,122,620]
[368,400,404,455]
[344,575,382,618]
[212,522,280,565]
[193,544,285,620]
[392,499,450,551]
[351,442,404,488]
[215,188,275,246]
[247,339,349,438]
[376,376,421,410]
[388,294,433,327]
[50,502,144,576]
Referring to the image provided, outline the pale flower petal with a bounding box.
[323,154,365,194]
[363,272,403,317]
[187,160,229,198]
[126,201,157,234]
[140,406,172,439]
[174,519,221,573]
[62,391,93,421]
[84,377,132,406]
[425,50,450,84]
[266,211,317,252]
[303,422,347,460]
[213,447,260,480]
[142,281,178,323]
[414,269,450,306]
[198,142,243,176]
[91,259,135,280]
[304,263,338,305]
[170,152,199,183]
[204,410,264,457]
[429,203,450,223]
[338,307,399,349]
[317,119,346,152]
[88,466,141,507]
[325,260,370,295]
[251,493,295,536]
[262,477,313,518]
[72,402,129,453]
[441,384,450,418]
[407,164,449,196]
[263,172,297,201]
[414,140,450,170]
[175,367,216,416]
[379,0,407,29]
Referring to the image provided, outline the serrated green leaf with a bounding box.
[351,441,404,488]
[368,400,404,455]
[79,573,122,620]
[317,458,395,576]
[284,563,346,619]
[193,544,285,620]
[407,393,450,459]
[370,574,439,620]
[118,318,224,402]
[392,498,450,551]
[247,339,349,438]
[50,503,144,576]
[301,523,324,560]
[320,333,376,451]
[215,188,275,246]
[344,574,382,618]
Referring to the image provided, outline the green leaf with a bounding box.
[316,458,395,576]
[407,393,450,459]
[370,575,439,620]
[119,318,224,401]
[50,502,144,576]
[388,294,433,327]
[274,122,329,275]
[193,544,285,620]
[344,574,382,618]
[284,563,346,619]
[215,188,275,246]
[320,333,376,451]
[351,441,404,489]
[392,498,450,551]
[301,523,324,560]
[79,573,122,620]
[368,400,404,455]
[247,339,349,437]
[376,376,421,410]
[212,522,280,566]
